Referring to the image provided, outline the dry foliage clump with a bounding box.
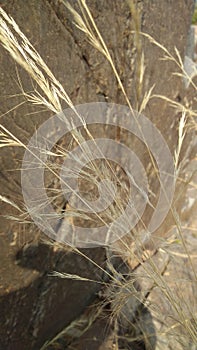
[0,1,196,349]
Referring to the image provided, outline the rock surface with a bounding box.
[0,0,195,349]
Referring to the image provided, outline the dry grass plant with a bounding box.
[0,1,196,349]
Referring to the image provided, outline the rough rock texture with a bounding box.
[0,0,195,349]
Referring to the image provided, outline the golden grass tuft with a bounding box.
[0,1,196,349]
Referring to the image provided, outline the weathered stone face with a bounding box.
[0,0,195,349]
